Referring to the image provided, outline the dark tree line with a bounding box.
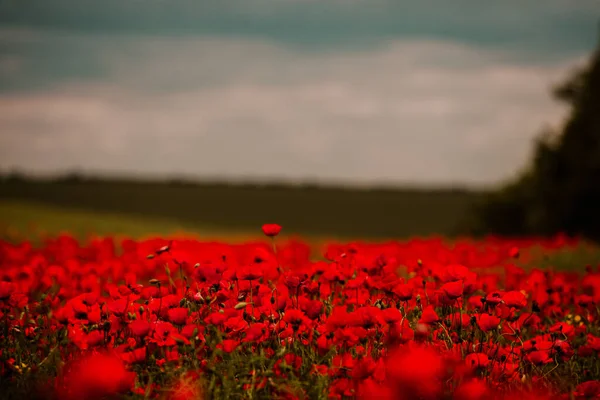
[465,33,600,241]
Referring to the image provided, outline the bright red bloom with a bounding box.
[381,307,402,324]
[283,309,308,329]
[484,291,503,306]
[262,224,282,237]
[441,280,463,299]
[393,283,413,301]
[350,306,383,329]
[477,313,500,332]
[441,264,470,282]
[526,350,552,365]
[243,322,268,343]
[502,291,527,309]
[168,307,189,325]
[219,339,239,353]
[121,348,147,364]
[420,305,440,325]
[130,320,151,337]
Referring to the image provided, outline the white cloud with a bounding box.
[0,32,585,186]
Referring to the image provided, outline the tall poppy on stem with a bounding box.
[262,223,282,271]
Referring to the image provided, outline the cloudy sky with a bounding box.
[0,1,598,187]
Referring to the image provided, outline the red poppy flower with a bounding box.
[219,339,239,353]
[465,353,489,371]
[381,307,402,324]
[420,305,440,325]
[477,313,501,332]
[441,280,463,299]
[261,224,282,237]
[502,291,527,309]
[283,309,308,329]
[121,348,147,365]
[525,350,552,365]
[237,265,263,281]
[393,283,413,301]
[574,381,600,398]
[130,320,151,337]
[168,308,189,326]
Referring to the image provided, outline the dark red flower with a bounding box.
[0,281,16,301]
[574,381,600,398]
[464,353,489,371]
[351,357,377,380]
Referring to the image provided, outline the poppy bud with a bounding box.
[156,244,170,254]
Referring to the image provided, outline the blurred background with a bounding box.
[0,0,599,241]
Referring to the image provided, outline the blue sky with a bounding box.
[0,0,598,186]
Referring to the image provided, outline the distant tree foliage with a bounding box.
[466,35,600,241]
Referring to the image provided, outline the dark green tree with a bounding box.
[467,34,600,241]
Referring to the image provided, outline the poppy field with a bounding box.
[1,225,600,399]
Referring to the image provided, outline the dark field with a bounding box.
[0,178,479,239]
